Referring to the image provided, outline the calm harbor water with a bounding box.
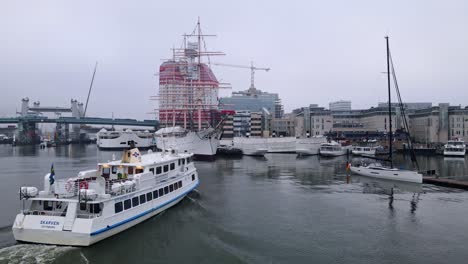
[1,145,468,263]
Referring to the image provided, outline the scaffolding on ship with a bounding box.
[151,19,231,131]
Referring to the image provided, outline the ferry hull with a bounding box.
[350,166,422,183]
[13,192,189,246]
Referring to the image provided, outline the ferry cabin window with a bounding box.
[102,167,110,177]
[169,184,174,192]
[136,168,144,174]
[156,167,162,174]
[124,199,132,210]
[115,202,123,213]
[90,203,101,214]
[192,174,195,181]
[182,159,185,165]
[186,158,190,164]
[174,183,178,190]
[164,186,169,194]
[147,192,153,201]
[132,197,139,207]
[158,188,164,197]
[149,168,155,175]
[170,163,175,170]
[128,166,134,175]
[178,159,181,166]
[44,201,53,211]
[153,190,159,199]
[140,194,146,204]
[112,166,118,174]
[80,203,87,211]
[178,181,182,188]
[163,165,169,172]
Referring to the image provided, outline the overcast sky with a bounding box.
[1,0,467,120]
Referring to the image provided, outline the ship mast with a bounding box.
[386,36,393,168]
[152,19,230,132]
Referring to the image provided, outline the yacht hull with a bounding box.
[350,166,422,183]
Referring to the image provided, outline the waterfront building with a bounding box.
[409,103,468,144]
[219,87,284,119]
[294,105,332,137]
[329,100,351,112]
[271,114,295,137]
[220,110,264,139]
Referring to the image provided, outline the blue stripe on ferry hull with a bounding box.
[90,182,199,236]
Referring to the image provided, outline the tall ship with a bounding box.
[155,126,220,156]
[97,129,154,150]
[12,147,199,246]
[443,139,466,157]
[152,19,230,157]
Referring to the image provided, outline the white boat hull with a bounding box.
[13,182,197,246]
[319,150,347,157]
[350,165,422,183]
[296,137,328,155]
[158,131,219,156]
[266,137,296,153]
[443,150,465,157]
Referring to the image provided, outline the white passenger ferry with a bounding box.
[12,148,199,246]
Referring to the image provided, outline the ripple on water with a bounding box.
[0,244,75,264]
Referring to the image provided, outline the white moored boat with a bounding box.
[233,137,268,156]
[319,141,349,157]
[443,139,466,157]
[155,126,220,157]
[295,136,328,156]
[351,146,377,156]
[350,163,422,183]
[12,148,199,246]
[349,36,422,184]
[97,129,154,150]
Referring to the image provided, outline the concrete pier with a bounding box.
[423,177,468,190]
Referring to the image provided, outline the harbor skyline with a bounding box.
[2,0,468,120]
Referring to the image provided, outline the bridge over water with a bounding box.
[3,98,159,145]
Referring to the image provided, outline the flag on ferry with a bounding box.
[49,164,55,185]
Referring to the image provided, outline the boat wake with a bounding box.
[0,244,75,264]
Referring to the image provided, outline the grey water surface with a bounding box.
[0,144,468,264]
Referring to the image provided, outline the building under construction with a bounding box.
[155,20,229,130]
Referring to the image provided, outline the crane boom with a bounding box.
[211,61,270,90]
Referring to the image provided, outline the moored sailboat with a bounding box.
[350,36,422,183]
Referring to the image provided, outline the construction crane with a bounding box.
[211,61,270,91]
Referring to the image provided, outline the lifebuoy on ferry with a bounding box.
[79,181,89,190]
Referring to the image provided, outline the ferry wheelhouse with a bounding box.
[12,148,199,246]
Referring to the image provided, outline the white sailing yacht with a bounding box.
[350,37,422,184]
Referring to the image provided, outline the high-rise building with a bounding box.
[329,100,351,112]
[219,87,284,118]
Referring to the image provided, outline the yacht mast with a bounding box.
[386,36,393,168]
